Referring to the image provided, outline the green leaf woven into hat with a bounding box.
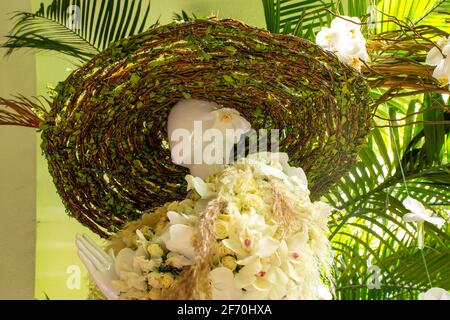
[36,18,372,237]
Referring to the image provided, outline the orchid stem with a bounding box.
[420,248,433,289]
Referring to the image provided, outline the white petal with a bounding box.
[134,246,147,258]
[210,267,233,285]
[114,248,135,275]
[316,27,334,49]
[223,238,247,257]
[255,237,280,258]
[432,58,450,85]
[118,271,146,291]
[403,196,426,215]
[189,163,225,180]
[277,240,289,261]
[168,99,218,166]
[253,162,286,180]
[331,16,361,32]
[210,267,244,300]
[268,267,289,286]
[167,211,189,225]
[285,164,308,184]
[234,272,255,288]
[209,108,251,144]
[426,47,444,66]
[443,43,450,56]
[253,277,272,291]
[317,283,333,300]
[164,224,195,259]
[422,215,446,228]
[185,175,216,199]
[234,260,261,288]
[358,47,370,62]
[287,231,308,248]
[286,262,302,282]
[338,36,366,56]
[419,287,450,300]
[403,213,425,223]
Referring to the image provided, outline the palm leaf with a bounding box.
[332,197,450,300]
[0,95,49,128]
[328,92,450,299]
[261,0,340,39]
[1,0,152,63]
[376,0,450,33]
[173,10,197,22]
[418,0,450,33]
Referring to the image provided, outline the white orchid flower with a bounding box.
[223,228,279,260]
[277,236,306,283]
[168,99,251,179]
[158,209,197,265]
[403,197,445,227]
[330,16,362,35]
[316,16,368,71]
[316,27,342,51]
[403,196,445,249]
[432,56,450,86]
[419,287,450,300]
[233,253,291,300]
[426,36,450,66]
[223,209,279,259]
[426,36,450,86]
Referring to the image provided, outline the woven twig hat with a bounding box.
[40,18,372,237]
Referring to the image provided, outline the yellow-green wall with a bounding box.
[0,0,36,300]
[31,0,265,299]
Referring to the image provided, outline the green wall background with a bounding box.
[0,0,36,300]
[32,0,265,300]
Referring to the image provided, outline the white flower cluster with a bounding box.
[316,16,369,71]
[105,197,202,300]
[426,36,450,87]
[419,287,450,300]
[109,152,333,300]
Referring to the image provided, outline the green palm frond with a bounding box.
[345,0,372,18]
[376,0,450,33]
[327,92,450,299]
[332,207,450,299]
[418,0,450,33]
[333,214,450,299]
[326,93,450,213]
[2,0,152,63]
[261,0,450,40]
[173,10,198,23]
[261,0,340,39]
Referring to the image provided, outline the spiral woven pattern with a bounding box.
[41,18,372,237]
